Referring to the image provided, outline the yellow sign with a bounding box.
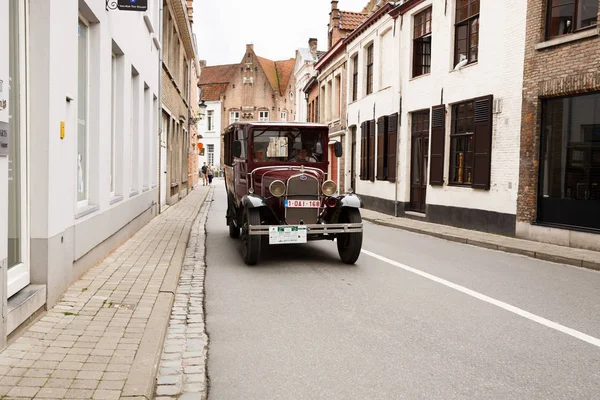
[60,121,65,139]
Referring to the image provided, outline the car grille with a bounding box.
[285,174,319,225]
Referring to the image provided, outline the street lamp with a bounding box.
[198,99,208,119]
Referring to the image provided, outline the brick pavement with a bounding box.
[0,186,209,399]
[155,187,213,400]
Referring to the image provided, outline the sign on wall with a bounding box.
[106,0,148,12]
[0,122,8,157]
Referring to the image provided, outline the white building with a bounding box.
[197,99,222,173]
[0,0,160,347]
[347,0,526,236]
[294,39,321,123]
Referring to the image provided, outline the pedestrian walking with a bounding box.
[207,164,214,185]
[201,162,208,186]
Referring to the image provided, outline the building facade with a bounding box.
[294,39,323,123]
[161,0,198,206]
[347,0,527,237]
[517,0,600,250]
[0,0,160,347]
[199,44,297,166]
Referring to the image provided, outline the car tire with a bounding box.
[337,208,362,264]
[229,219,240,238]
[242,207,261,265]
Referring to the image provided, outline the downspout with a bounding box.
[157,0,163,214]
[187,59,192,191]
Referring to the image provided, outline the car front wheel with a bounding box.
[337,208,362,264]
[242,207,261,265]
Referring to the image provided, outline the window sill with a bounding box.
[142,186,150,193]
[536,28,599,50]
[409,73,430,81]
[378,86,392,92]
[75,204,100,220]
[450,61,478,73]
[129,190,139,198]
[109,195,124,205]
[447,182,473,188]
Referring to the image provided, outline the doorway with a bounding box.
[7,0,29,297]
[410,110,430,213]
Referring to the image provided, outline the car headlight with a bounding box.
[269,180,286,197]
[322,180,337,196]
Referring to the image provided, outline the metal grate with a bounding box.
[285,174,319,225]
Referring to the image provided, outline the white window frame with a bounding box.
[281,111,287,121]
[259,111,269,122]
[230,111,240,124]
[207,144,215,165]
[77,15,90,208]
[207,110,214,131]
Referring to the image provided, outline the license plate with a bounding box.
[269,226,308,245]
[284,199,320,208]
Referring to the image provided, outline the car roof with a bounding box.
[227,122,329,129]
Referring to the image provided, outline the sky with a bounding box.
[193,0,370,66]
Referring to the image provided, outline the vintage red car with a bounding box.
[223,122,363,265]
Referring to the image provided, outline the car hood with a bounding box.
[252,166,325,197]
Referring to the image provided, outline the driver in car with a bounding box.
[294,149,317,162]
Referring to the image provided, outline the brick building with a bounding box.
[161,0,199,207]
[517,0,600,250]
[199,44,296,166]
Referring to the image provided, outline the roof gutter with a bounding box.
[389,0,425,19]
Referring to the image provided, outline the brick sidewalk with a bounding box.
[361,209,600,271]
[0,186,210,400]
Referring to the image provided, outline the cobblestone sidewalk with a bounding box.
[0,186,209,399]
[155,187,213,400]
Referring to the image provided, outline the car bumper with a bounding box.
[248,223,363,236]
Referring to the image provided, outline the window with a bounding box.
[207,110,214,131]
[281,111,287,121]
[334,75,341,119]
[546,0,598,39]
[413,8,432,77]
[360,120,375,181]
[130,68,140,194]
[207,144,215,165]
[327,80,333,121]
[380,30,393,88]
[110,53,117,196]
[455,0,479,66]
[77,17,89,206]
[259,111,269,122]
[352,55,358,101]
[252,129,324,163]
[538,93,600,230]
[230,111,240,124]
[449,95,493,189]
[366,44,374,95]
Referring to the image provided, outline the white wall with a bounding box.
[399,0,526,215]
[30,0,160,241]
[346,14,400,200]
[197,101,222,170]
[294,53,315,123]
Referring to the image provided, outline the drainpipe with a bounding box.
[157,0,163,214]
[187,59,192,191]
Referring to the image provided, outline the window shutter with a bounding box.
[360,122,367,180]
[429,105,446,186]
[368,120,376,182]
[387,113,398,182]
[376,116,388,180]
[472,95,493,190]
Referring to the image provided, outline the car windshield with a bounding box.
[252,129,324,163]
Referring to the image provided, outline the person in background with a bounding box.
[201,162,208,186]
[207,164,214,185]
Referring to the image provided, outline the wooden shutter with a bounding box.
[472,95,493,190]
[360,122,367,180]
[429,105,446,186]
[387,113,398,182]
[368,120,376,182]
[376,116,388,180]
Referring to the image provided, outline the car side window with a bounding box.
[236,128,247,159]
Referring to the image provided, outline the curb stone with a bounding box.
[154,186,213,400]
[363,217,600,271]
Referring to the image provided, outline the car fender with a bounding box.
[242,194,268,209]
[338,193,362,209]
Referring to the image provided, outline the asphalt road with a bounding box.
[205,180,600,400]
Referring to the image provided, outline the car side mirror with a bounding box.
[334,141,343,158]
[233,140,242,158]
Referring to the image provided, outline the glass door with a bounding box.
[7,0,29,298]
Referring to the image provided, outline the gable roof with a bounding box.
[257,56,295,96]
[198,64,238,101]
[339,11,368,31]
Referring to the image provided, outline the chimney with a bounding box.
[200,60,206,69]
[186,0,194,23]
[246,44,254,53]
[308,38,318,60]
[331,0,338,11]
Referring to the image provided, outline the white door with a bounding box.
[7,0,29,298]
[160,113,168,207]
